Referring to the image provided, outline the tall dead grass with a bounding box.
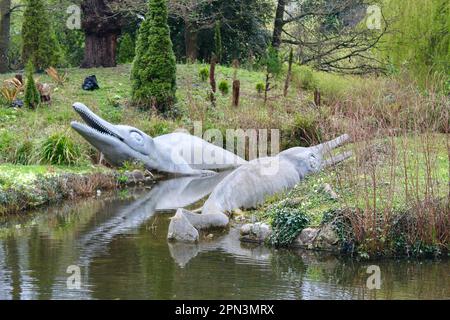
[322,76,449,256]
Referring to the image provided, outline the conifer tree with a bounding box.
[131,0,177,114]
[214,21,223,63]
[24,60,40,109]
[22,0,61,70]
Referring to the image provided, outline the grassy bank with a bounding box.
[0,164,154,215]
[253,134,449,258]
[1,63,448,258]
[1,64,447,164]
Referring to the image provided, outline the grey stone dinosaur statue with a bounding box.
[168,134,352,242]
[71,102,247,176]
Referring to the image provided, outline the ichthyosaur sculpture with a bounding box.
[71,102,247,176]
[168,134,352,242]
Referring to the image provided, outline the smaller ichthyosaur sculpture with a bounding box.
[71,102,247,176]
[168,134,352,242]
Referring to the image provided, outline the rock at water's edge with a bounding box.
[168,209,199,243]
[240,222,272,243]
[293,224,340,252]
[294,228,319,248]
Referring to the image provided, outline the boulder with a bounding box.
[124,170,152,185]
[168,209,199,243]
[293,224,340,252]
[240,222,272,243]
[313,224,340,251]
[322,183,339,200]
[294,228,319,248]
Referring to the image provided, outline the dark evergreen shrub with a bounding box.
[24,61,40,109]
[131,0,177,114]
[22,0,61,70]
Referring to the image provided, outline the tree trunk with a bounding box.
[81,0,122,68]
[272,0,286,49]
[82,33,118,68]
[185,22,198,62]
[264,74,270,103]
[284,48,294,97]
[0,0,11,73]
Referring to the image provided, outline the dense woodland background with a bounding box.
[0,0,448,89]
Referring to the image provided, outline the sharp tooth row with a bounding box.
[82,111,114,136]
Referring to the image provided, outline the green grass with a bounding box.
[0,164,112,190]
[0,62,448,247]
[252,134,449,227]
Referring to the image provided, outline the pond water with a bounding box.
[0,174,448,300]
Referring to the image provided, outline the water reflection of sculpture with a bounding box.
[70,102,351,243]
[75,172,231,266]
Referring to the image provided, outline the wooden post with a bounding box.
[232,80,240,107]
[314,88,321,106]
[209,55,217,107]
[232,59,240,107]
[210,54,216,93]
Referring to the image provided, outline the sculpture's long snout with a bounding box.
[316,134,350,153]
[71,102,123,143]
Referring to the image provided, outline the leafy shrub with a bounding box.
[256,82,265,94]
[140,118,174,137]
[40,133,81,165]
[268,205,310,247]
[282,113,323,148]
[218,80,229,95]
[1,78,23,105]
[199,67,209,82]
[0,130,15,162]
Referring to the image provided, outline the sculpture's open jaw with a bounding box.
[70,103,139,168]
[71,103,123,144]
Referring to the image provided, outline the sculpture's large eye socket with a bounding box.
[130,131,144,145]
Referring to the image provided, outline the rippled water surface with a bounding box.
[0,175,448,300]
